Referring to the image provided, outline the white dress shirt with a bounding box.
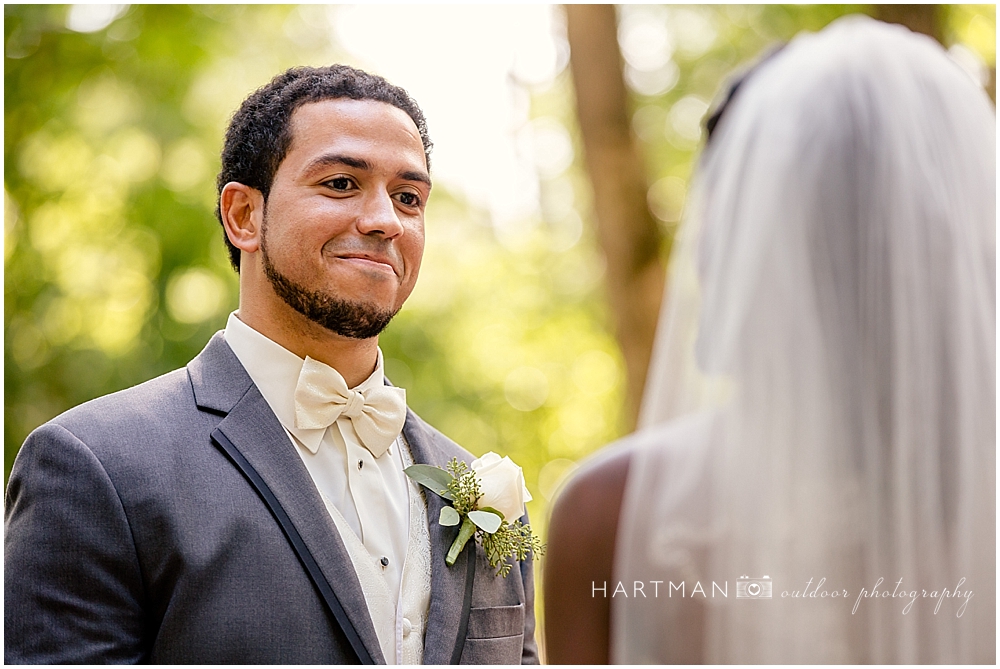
[223,312,410,612]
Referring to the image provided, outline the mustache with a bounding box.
[321,239,403,274]
[321,238,397,257]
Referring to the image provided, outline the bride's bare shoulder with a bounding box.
[543,443,633,664]
[553,444,633,528]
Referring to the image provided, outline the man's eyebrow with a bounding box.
[304,154,373,174]
[399,169,432,189]
[303,154,432,189]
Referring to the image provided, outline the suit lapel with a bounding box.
[189,334,385,664]
[402,410,475,665]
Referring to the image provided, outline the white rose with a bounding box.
[470,452,533,522]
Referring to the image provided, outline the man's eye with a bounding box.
[326,177,352,191]
[395,192,421,207]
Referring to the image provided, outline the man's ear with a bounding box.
[220,182,264,255]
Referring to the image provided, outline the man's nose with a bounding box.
[356,190,404,238]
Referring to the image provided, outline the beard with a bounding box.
[260,233,398,340]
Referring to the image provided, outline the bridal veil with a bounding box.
[613,16,995,663]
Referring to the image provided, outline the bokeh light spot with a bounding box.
[66,4,129,34]
[538,458,579,501]
[647,176,687,224]
[505,366,550,412]
[166,267,227,324]
[667,95,710,146]
[162,139,209,192]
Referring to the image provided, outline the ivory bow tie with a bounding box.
[293,356,406,458]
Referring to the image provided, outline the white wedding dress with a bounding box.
[612,16,995,663]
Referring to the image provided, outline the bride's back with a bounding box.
[612,16,995,663]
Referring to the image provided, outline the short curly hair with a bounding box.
[215,64,433,271]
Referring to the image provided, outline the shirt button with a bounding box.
[402,617,412,637]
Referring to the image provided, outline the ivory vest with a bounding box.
[321,434,433,664]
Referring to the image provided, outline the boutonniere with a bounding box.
[405,452,544,577]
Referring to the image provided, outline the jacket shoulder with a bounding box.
[49,367,195,439]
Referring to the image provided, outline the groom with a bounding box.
[5,65,537,664]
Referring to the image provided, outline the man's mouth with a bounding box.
[333,253,399,276]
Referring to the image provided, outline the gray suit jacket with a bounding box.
[5,333,538,664]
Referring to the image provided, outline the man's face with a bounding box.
[258,98,430,338]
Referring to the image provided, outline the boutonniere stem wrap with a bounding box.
[405,453,544,577]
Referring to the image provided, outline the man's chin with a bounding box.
[304,300,398,340]
[262,256,398,339]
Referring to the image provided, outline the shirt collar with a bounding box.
[223,311,386,454]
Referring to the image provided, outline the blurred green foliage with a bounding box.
[4,4,628,515]
[4,4,994,553]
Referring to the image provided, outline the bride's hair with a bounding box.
[615,16,995,663]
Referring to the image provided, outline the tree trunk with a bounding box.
[565,4,666,429]
[873,4,944,43]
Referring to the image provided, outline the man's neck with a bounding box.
[235,301,379,389]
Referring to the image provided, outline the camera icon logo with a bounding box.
[736,575,772,599]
